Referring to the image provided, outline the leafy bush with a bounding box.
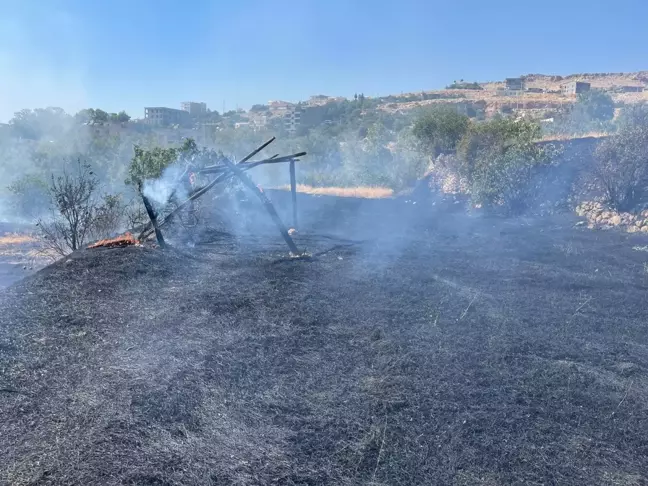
[457,118,546,213]
[573,90,615,122]
[412,107,470,158]
[592,124,648,212]
[126,138,197,186]
[470,146,545,212]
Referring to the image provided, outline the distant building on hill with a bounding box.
[144,107,191,127]
[506,78,525,91]
[615,85,644,93]
[284,108,301,134]
[562,81,591,95]
[181,102,207,116]
[268,100,294,112]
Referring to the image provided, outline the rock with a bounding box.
[610,215,622,226]
[627,226,638,233]
[621,213,635,223]
[641,226,648,233]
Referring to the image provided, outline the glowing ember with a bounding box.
[87,232,139,249]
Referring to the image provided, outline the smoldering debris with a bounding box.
[136,137,306,254]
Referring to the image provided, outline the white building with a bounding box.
[181,102,207,116]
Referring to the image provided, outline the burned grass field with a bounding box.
[2,193,648,485]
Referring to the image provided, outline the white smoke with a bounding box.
[141,164,189,208]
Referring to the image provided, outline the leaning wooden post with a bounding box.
[139,183,166,248]
[220,157,300,255]
[137,138,282,241]
[289,159,298,230]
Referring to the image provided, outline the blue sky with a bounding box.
[1,0,647,121]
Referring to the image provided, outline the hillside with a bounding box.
[2,192,648,485]
[373,72,646,118]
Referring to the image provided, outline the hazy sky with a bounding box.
[1,0,647,122]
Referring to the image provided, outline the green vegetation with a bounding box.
[126,138,198,187]
[414,114,547,213]
[575,90,615,122]
[445,81,483,90]
[545,89,617,136]
[412,106,470,158]
[3,88,648,228]
[460,119,546,213]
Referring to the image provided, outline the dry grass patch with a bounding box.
[277,184,393,199]
[0,233,37,246]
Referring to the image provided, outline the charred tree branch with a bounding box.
[219,156,300,254]
[137,138,285,241]
[139,184,166,248]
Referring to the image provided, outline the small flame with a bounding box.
[87,232,139,249]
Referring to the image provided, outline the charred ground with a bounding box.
[1,192,648,485]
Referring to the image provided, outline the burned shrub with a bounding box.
[91,194,124,241]
[36,160,125,257]
[591,125,648,212]
[37,160,99,256]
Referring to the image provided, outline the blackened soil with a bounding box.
[1,193,648,485]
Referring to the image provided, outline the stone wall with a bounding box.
[576,201,648,233]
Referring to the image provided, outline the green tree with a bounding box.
[249,104,269,112]
[92,109,110,125]
[74,109,95,125]
[9,107,71,140]
[412,106,470,158]
[573,90,615,122]
[110,111,131,123]
[126,138,198,187]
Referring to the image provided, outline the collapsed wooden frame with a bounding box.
[138,137,305,254]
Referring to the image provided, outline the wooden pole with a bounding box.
[220,157,300,254]
[198,152,306,174]
[137,139,279,241]
[289,160,297,230]
[139,186,166,248]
